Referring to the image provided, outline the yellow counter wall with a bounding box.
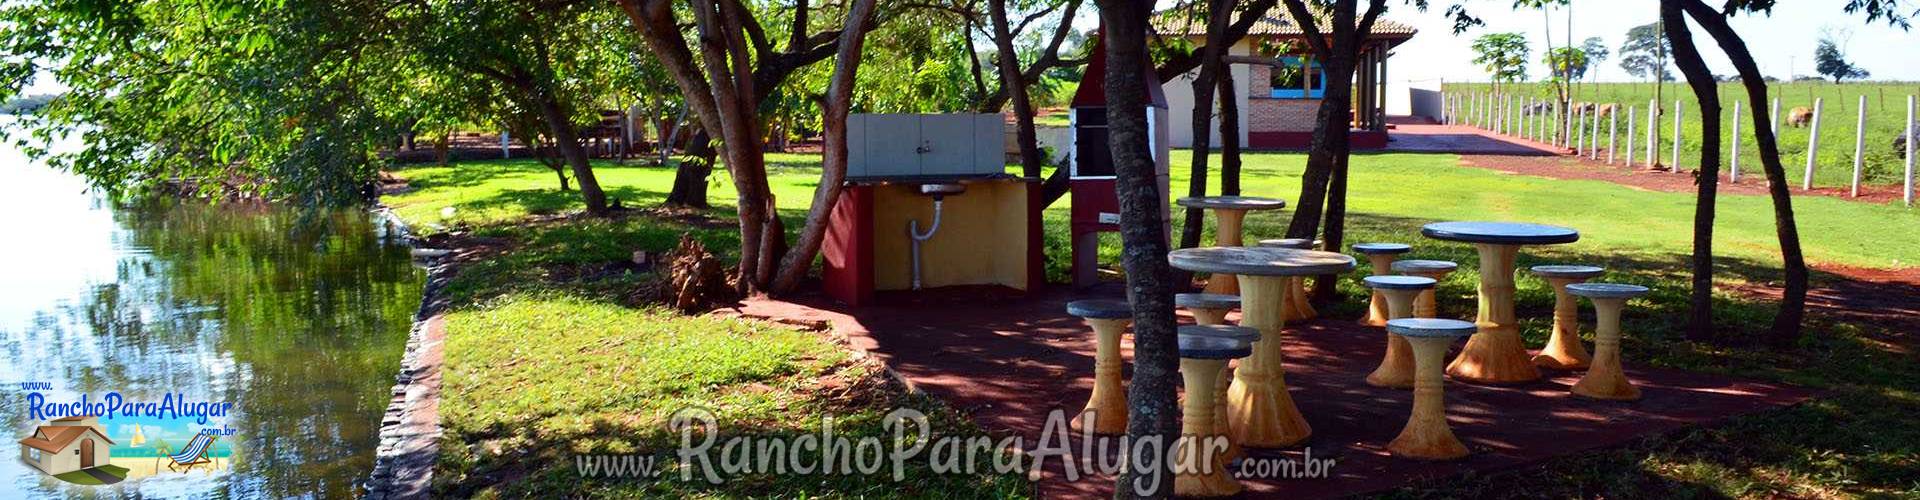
[870,179,1031,291]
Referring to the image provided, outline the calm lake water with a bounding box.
[0,141,425,498]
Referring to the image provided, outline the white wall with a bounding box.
[1164,39,1254,148]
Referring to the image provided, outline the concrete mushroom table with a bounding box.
[1529,265,1606,370]
[1420,221,1580,384]
[1176,196,1286,295]
[1169,246,1355,447]
[1256,238,1319,321]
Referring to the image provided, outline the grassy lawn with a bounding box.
[1447,81,1920,189]
[385,150,1920,497]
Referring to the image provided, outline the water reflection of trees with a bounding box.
[6,200,423,498]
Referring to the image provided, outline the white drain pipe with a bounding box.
[908,199,947,290]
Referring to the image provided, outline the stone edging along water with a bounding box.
[364,206,455,500]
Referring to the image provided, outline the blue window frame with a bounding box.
[1268,57,1325,99]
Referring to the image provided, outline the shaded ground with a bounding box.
[731,285,1814,499]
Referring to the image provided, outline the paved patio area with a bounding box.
[1383,118,1563,156]
[730,284,1813,498]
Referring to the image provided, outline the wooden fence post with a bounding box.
[1730,100,1742,182]
[1609,106,1619,164]
[1804,97,1824,190]
[1671,99,1683,172]
[1852,94,1867,197]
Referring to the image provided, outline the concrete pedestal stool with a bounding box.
[1257,238,1319,321]
[1529,265,1606,370]
[1169,246,1355,448]
[1172,333,1255,497]
[1391,259,1459,318]
[1353,243,1413,326]
[1176,293,1241,326]
[1566,283,1650,401]
[1362,275,1439,389]
[1067,299,1133,434]
[1178,324,1261,466]
[1421,221,1580,384]
[1383,318,1478,460]
[1176,196,1287,295]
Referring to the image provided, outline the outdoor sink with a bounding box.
[917,183,966,197]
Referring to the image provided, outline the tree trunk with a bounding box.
[1663,0,1720,342]
[1094,2,1180,497]
[1216,70,1243,196]
[534,88,609,215]
[769,0,878,293]
[666,130,715,208]
[989,0,1045,179]
[1676,0,1807,346]
[1177,58,1219,255]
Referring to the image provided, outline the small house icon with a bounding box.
[18,415,114,476]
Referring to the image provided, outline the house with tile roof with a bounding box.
[1153,6,1417,149]
[18,415,115,475]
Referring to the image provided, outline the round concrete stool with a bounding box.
[1176,293,1241,326]
[1177,196,1287,295]
[1067,299,1133,434]
[1391,259,1459,318]
[1362,276,1438,389]
[1530,265,1606,370]
[1566,283,1650,401]
[1383,318,1478,460]
[1353,243,1413,326]
[1257,238,1318,321]
[1172,333,1254,497]
[1180,324,1261,465]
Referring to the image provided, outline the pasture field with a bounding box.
[1445,81,1920,189]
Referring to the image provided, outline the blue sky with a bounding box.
[1387,0,1920,83]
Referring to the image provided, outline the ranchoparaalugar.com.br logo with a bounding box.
[571,407,1336,494]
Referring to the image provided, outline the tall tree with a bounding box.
[1581,36,1610,82]
[1617,22,1674,82]
[0,1,404,206]
[1091,2,1181,497]
[1278,0,1384,301]
[1660,0,1721,341]
[1671,0,1912,345]
[401,0,625,215]
[1176,0,1268,257]
[986,0,1085,182]
[1470,33,1531,89]
[619,0,875,294]
[1813,29,1872,82]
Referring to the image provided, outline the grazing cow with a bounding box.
[1787,106,1814,127]
[1895,121,1918,159]
[1595,103,1619,118]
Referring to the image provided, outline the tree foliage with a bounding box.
[1543,46,1589,82]
[0,0,404,205]
[1618,22,1674,82]
[1580,36,1609,80]
[1812,29,1871,82]
[1470,32,1530,83]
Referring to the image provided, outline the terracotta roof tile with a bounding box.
[17,425,113,453]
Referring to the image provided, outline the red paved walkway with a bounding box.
[731,284,1812,498]
[1384,119,1564,156]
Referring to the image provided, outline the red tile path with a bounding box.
[730,284,1813,499]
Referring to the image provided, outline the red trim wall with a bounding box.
[822,186,875,306]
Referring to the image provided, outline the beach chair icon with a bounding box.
[159,431,216,473]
